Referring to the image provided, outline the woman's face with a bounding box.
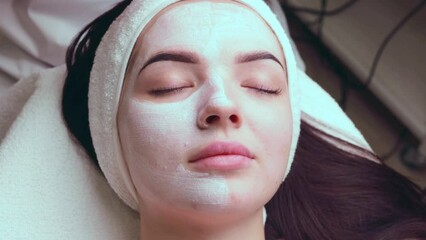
[118,0,292,219]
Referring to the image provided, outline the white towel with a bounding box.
[298,69,371,151]
[0,66,139,240]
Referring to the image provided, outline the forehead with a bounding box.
[134,0,283,61]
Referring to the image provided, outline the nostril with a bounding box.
[206,115,219,124]
[229,114,239,123]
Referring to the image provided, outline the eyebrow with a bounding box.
[139,50,284,72]
[140,51,199,72]
[236,51,284,68]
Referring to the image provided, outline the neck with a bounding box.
[138,205,265,240]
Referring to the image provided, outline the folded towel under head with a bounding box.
[0,66,140,239]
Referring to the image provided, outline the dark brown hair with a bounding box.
[62,1,426,239]
[62,0,132,164]
[265,120,426,239]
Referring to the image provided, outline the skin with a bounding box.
[117,1,292,239]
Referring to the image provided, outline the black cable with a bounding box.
[316,0,327,39]
[338,73,350,110]
[342,0,422,152]
[380,127,409,161]
[287,0,359,16]
[286,0,426,104]
[338,0,426,111]
[346,1,424,158]
[355,0,426,90]
[284,0,422,159]
[282,0,358,110]
[288,0,355,27]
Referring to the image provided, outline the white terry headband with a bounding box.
[89,0,364,211]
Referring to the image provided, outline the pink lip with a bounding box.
[189,141,254,171]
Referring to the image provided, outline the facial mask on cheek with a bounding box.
[120,98,230,211]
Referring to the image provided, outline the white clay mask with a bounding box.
[119,93,231,211]
[118,0,293,217]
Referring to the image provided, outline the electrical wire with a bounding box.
[344,1,424,159]
[284,0,425,160]
[316,0,327,39]
[380,127,409,161]
[338,0,426,112]
[285,0,355,27]
[282,0,360,108]
[286,0,426,101]
[286,0,359,16]
[356,0,426,90]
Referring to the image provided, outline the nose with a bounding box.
[197,85,242,130]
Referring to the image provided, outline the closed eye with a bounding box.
[148,86,192,96]
[245,85,282,95]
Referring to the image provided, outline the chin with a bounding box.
[222,176,277,213]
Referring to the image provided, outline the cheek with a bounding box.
[119,100,192,170]
[247,97,292,179]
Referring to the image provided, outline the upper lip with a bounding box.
[189,141,254,163]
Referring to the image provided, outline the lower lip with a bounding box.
[190,155,252,171]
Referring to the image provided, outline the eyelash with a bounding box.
[148,86,189,96]
[247,85,282,95]
[149,85,282,96]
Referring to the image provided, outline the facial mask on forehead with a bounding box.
[89,0,299,211]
